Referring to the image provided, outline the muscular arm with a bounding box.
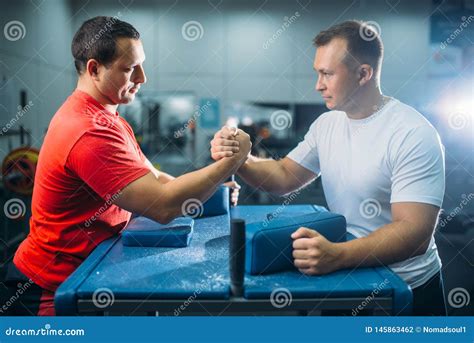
[339,202,440,268]
[115,156,243,224]
[292,202,440,275]
[115,132,251,224]
[238,156,317,196]
[144,158,174,184]
[211,126,316,195]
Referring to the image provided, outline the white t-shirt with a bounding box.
[287,98,445,289]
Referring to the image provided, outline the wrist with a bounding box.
[232,150,250,166]
[235,153,254,174]
[336,241,351,269]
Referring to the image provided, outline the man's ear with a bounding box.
[86,59,101,81]
[358,64,373,86]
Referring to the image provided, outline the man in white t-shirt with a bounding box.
[210,20,446,316]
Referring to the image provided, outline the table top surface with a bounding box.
[66,205,408,302]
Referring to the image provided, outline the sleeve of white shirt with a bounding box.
[390,125,445,207]
[286,119,321,175]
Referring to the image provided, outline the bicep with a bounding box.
[280,157,317,193]
[144,158,175,183]
[391,202,440,251]
[158,171,175,184]
[113,172,172,223]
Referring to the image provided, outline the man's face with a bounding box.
[95,38,147,105]
[313,38,360,111]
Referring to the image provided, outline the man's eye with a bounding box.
[125,67,133,72]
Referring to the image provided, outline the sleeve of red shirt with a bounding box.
[67,128,151,199]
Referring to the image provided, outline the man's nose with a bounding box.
[316,77,325,91]
[133,65,147,84]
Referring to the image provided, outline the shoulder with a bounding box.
[389,100,437,132]
[387,100,441,144]
[386,100,443,164]
[308,110,346,132]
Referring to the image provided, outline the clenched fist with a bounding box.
[210,126,251,162]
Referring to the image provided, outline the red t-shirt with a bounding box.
[14,90,151,292]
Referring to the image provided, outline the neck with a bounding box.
[343,84,384,120]
[76,78,118,113]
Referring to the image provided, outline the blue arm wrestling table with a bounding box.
[55,205,412,316]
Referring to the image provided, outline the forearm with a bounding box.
[237,155,290,195]
[338,221,432,269]
[159,156,242,218]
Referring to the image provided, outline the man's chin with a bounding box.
[120,94,136,104]
[325,101,335,110]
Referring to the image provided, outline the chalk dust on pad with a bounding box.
[174,269,228,291]
[203,271,228,289]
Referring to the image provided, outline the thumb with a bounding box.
[223,181,241,190]
[291,227,319,239]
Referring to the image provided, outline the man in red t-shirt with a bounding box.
[3,16,250,316]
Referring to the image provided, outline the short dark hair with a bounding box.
[71,16,140,74]
[313,20,383,74]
